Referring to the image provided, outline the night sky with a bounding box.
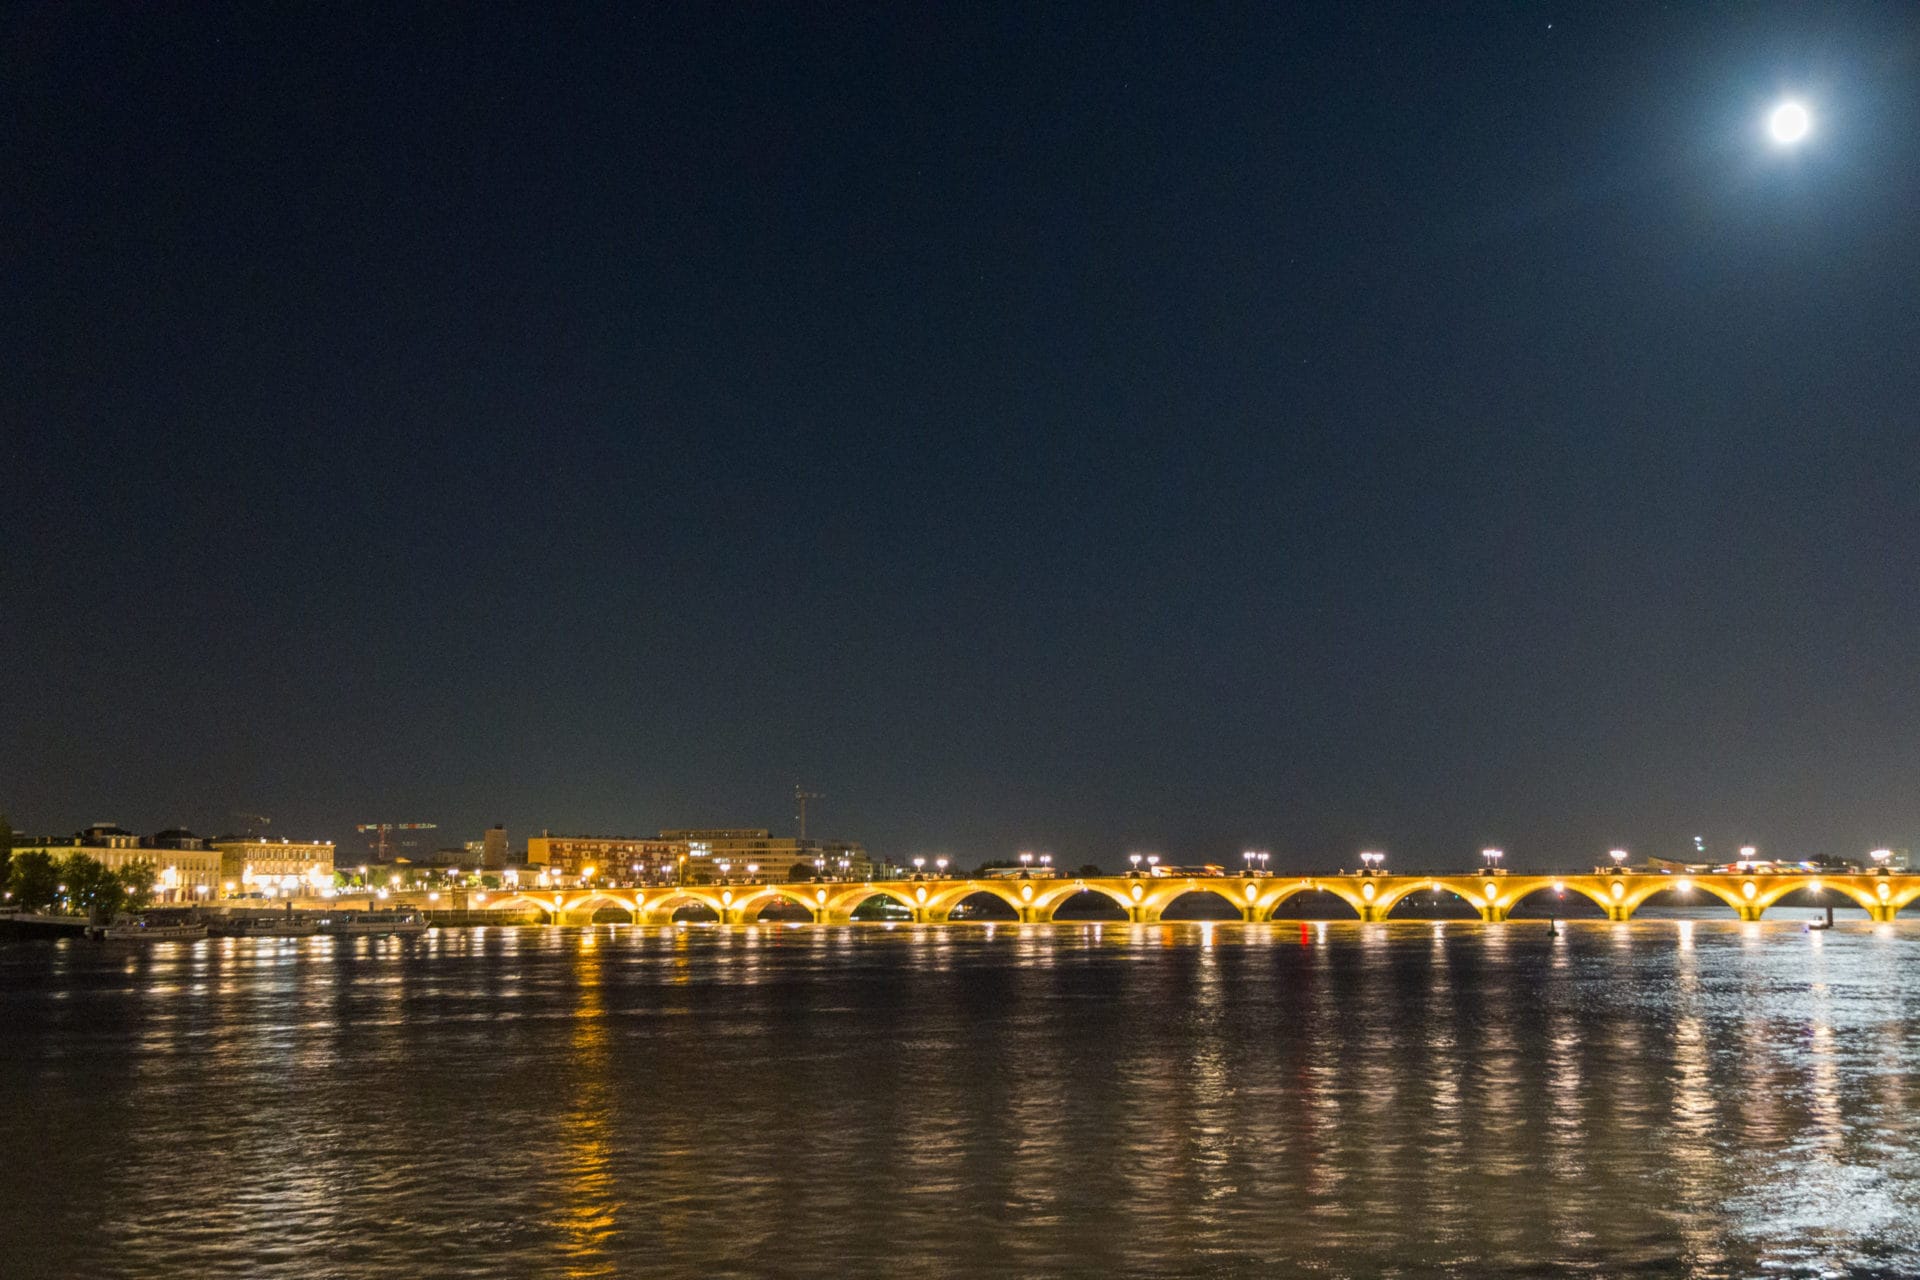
[9,4,1920,871]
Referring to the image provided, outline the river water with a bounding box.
[3,917,1918,1279]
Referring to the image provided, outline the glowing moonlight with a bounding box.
[1769,100,1811,145]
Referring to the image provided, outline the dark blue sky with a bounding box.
[8,4,1920,870]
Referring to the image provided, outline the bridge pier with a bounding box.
[1606,905,1632,922]
[1477,906,1509,923]
[1870,904,1897,923]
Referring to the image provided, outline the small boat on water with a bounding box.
[97,915,210,942]
[318,910,430,937]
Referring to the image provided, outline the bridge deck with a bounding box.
[296,871,1918,925]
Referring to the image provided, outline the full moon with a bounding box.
[1769,100,1811,145]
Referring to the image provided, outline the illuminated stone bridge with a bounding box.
[477,871,1918,926]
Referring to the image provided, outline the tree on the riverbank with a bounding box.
[46,854,155,920]
[60,854,128,921]
[0,811,12,893]
[8,851,61,912]
[117,862,157,913]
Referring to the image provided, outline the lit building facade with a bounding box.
[524,829,874,884]
[667,829,872,884]
[10,826,222,901]
[211,837,336,896]
[525,835,681,882]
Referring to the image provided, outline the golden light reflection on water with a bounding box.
[555,933,618,1277]
[5,919,1920,1278]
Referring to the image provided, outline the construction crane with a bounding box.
[793,785,823,841]
[356,821,437,861]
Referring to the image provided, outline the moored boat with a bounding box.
[97,915,210,942]
[317,910,430,937]
[210,915,321,938]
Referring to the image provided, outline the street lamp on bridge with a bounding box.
[913,857,926,878]
[1129,854,1142,876]
[1609,848,1628,873]
[1871,848,1893,874]
[1482,847,1503,873]
[1360,851,1384,874]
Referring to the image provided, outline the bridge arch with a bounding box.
[738,885,826,921]
[823,883,921,920]
[1498,878,1614,917]
[1750,879,1878,915]
[642,890,726,923]
[1375,879,1487,918]
[564,891,641,923]
[1621,877,1750,918]
[1032,881,1132,920]
[1150,881,1250,920]
[1255,880,1367,920]
[482,892,556,921]
[931,886,1022,920]
[924,882,1026,919]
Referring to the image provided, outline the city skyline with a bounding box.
[3,799,1910,876]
